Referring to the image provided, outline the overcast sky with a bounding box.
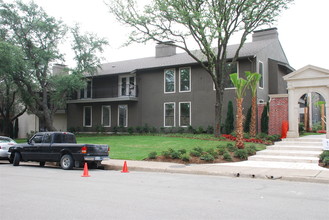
[15,0,329,70]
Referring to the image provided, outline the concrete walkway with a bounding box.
[102,135,329,184]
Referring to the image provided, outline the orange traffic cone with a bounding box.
[81,163,91,177]
[121,161,129,173]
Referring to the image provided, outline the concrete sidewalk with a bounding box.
[102,159,329,184]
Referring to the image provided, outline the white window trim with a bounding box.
[164,102,176,127]
[179,101,191,127]
[118,105,128,127]
[83,106,92,127]
[179,67,191,93]
[258,61,264,89]
[164,68,176,94]
[119,74,136,97]
[101,105,111,127]
[225,61,239,90]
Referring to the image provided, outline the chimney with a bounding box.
[252,28,279,42]
[155,42,176,58]
[52,64,68,75]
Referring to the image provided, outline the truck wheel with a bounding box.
[13,152,21,166]
[40,162,46,167]
[60,154,74,170]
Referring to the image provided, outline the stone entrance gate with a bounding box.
[283,65,329,139]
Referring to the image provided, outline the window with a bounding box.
[179,102,191,127]
[118,105,128,127]
[258,61,264,89]
[119,75,136,96]
[83,106,92,127]
[164,69,175,93]
[164,102,175,127]
[79,80,92,99]
[102,105,111,127]
[225,62,239,89]
[179,67,191,92]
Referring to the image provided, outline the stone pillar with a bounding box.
[326,103,329,139]
[287,89,299,138]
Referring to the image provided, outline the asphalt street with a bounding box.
[1,163,328,220]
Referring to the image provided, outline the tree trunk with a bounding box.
[236,98,244,149]
[214,86,224,137]
[250,96,257,137]
[43,111,56,131]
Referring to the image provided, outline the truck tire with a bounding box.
[40,162,46,167]
[13,152,21,166]
[60,154,74,170]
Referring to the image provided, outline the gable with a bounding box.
[283,65,329,81]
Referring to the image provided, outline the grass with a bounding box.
[76,135,266,160]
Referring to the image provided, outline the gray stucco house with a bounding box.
[66,28,293,132]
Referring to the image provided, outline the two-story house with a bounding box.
[66,28,293,132]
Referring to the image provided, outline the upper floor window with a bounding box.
[225,62,239,89]
[79,79,92,99]
[164,69,175,93]
[119,75,136,96]
[179,67,191,92]
[258,61,264,89]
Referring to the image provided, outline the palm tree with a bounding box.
[230,73,250,149]
[246,71,261,137]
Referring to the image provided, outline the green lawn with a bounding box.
[76,135,266,160]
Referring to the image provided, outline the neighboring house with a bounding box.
[66,28,294,132]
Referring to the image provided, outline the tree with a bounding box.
[0,1,108,131]
[246,71,261,137]
[0,40,27,137]
[106,0,293,136]
[261,103,269,134]
[230,73,250,149]
[224,101,234,134]
[244,106,252,133]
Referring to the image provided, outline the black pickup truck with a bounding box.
[9,132,109,170]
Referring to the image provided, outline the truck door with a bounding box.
[39,133,52,161]
[24,134,43,160]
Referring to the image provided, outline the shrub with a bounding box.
[261,103,269,134]
[160,127,166,133]
[267,135,281,142]
[135,126,143,133]
[150,127,157,133]
[323,157,329,166]
[161,150,171,159]
[200,153,215,162]
[299,123,305,134]
[217,146,226,155]
[177,127,185,134]
[243,133,251,139]
[225,101,234,134]
[223,151,232,161]
[206,125,214,134]
[142,124,150,133]
[178,149,187,155]
[319,151,329,161]
[234,149,248,160]
[148,152,157,159]
[193,147,204,154]
[312,122,322,132]
[190,150,202,157]
[181,154,190,162]
[197,126,204,134]
[187,125,196,134]
[226,143,236,152]
[112,126,118,134]
[256,133,268,139]
[246,145,256,155]
[170,150,181,159]
[127,127,134,134]
[206,148,218,158]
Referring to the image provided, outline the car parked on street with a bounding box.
[0,136,17,161]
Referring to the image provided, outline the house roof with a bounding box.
[96,39,278,76]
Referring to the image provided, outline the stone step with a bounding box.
[267,145,323,151]
[282,138,324,143]
[256,149,321,157]
[275,141,322,146]
[248,155,319,163]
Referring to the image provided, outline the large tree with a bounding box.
[106,0,293,136]
[0,1,108,131]
[0,40,27,137]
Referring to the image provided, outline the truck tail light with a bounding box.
[108,147,110,153]
[81,146,87,154]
